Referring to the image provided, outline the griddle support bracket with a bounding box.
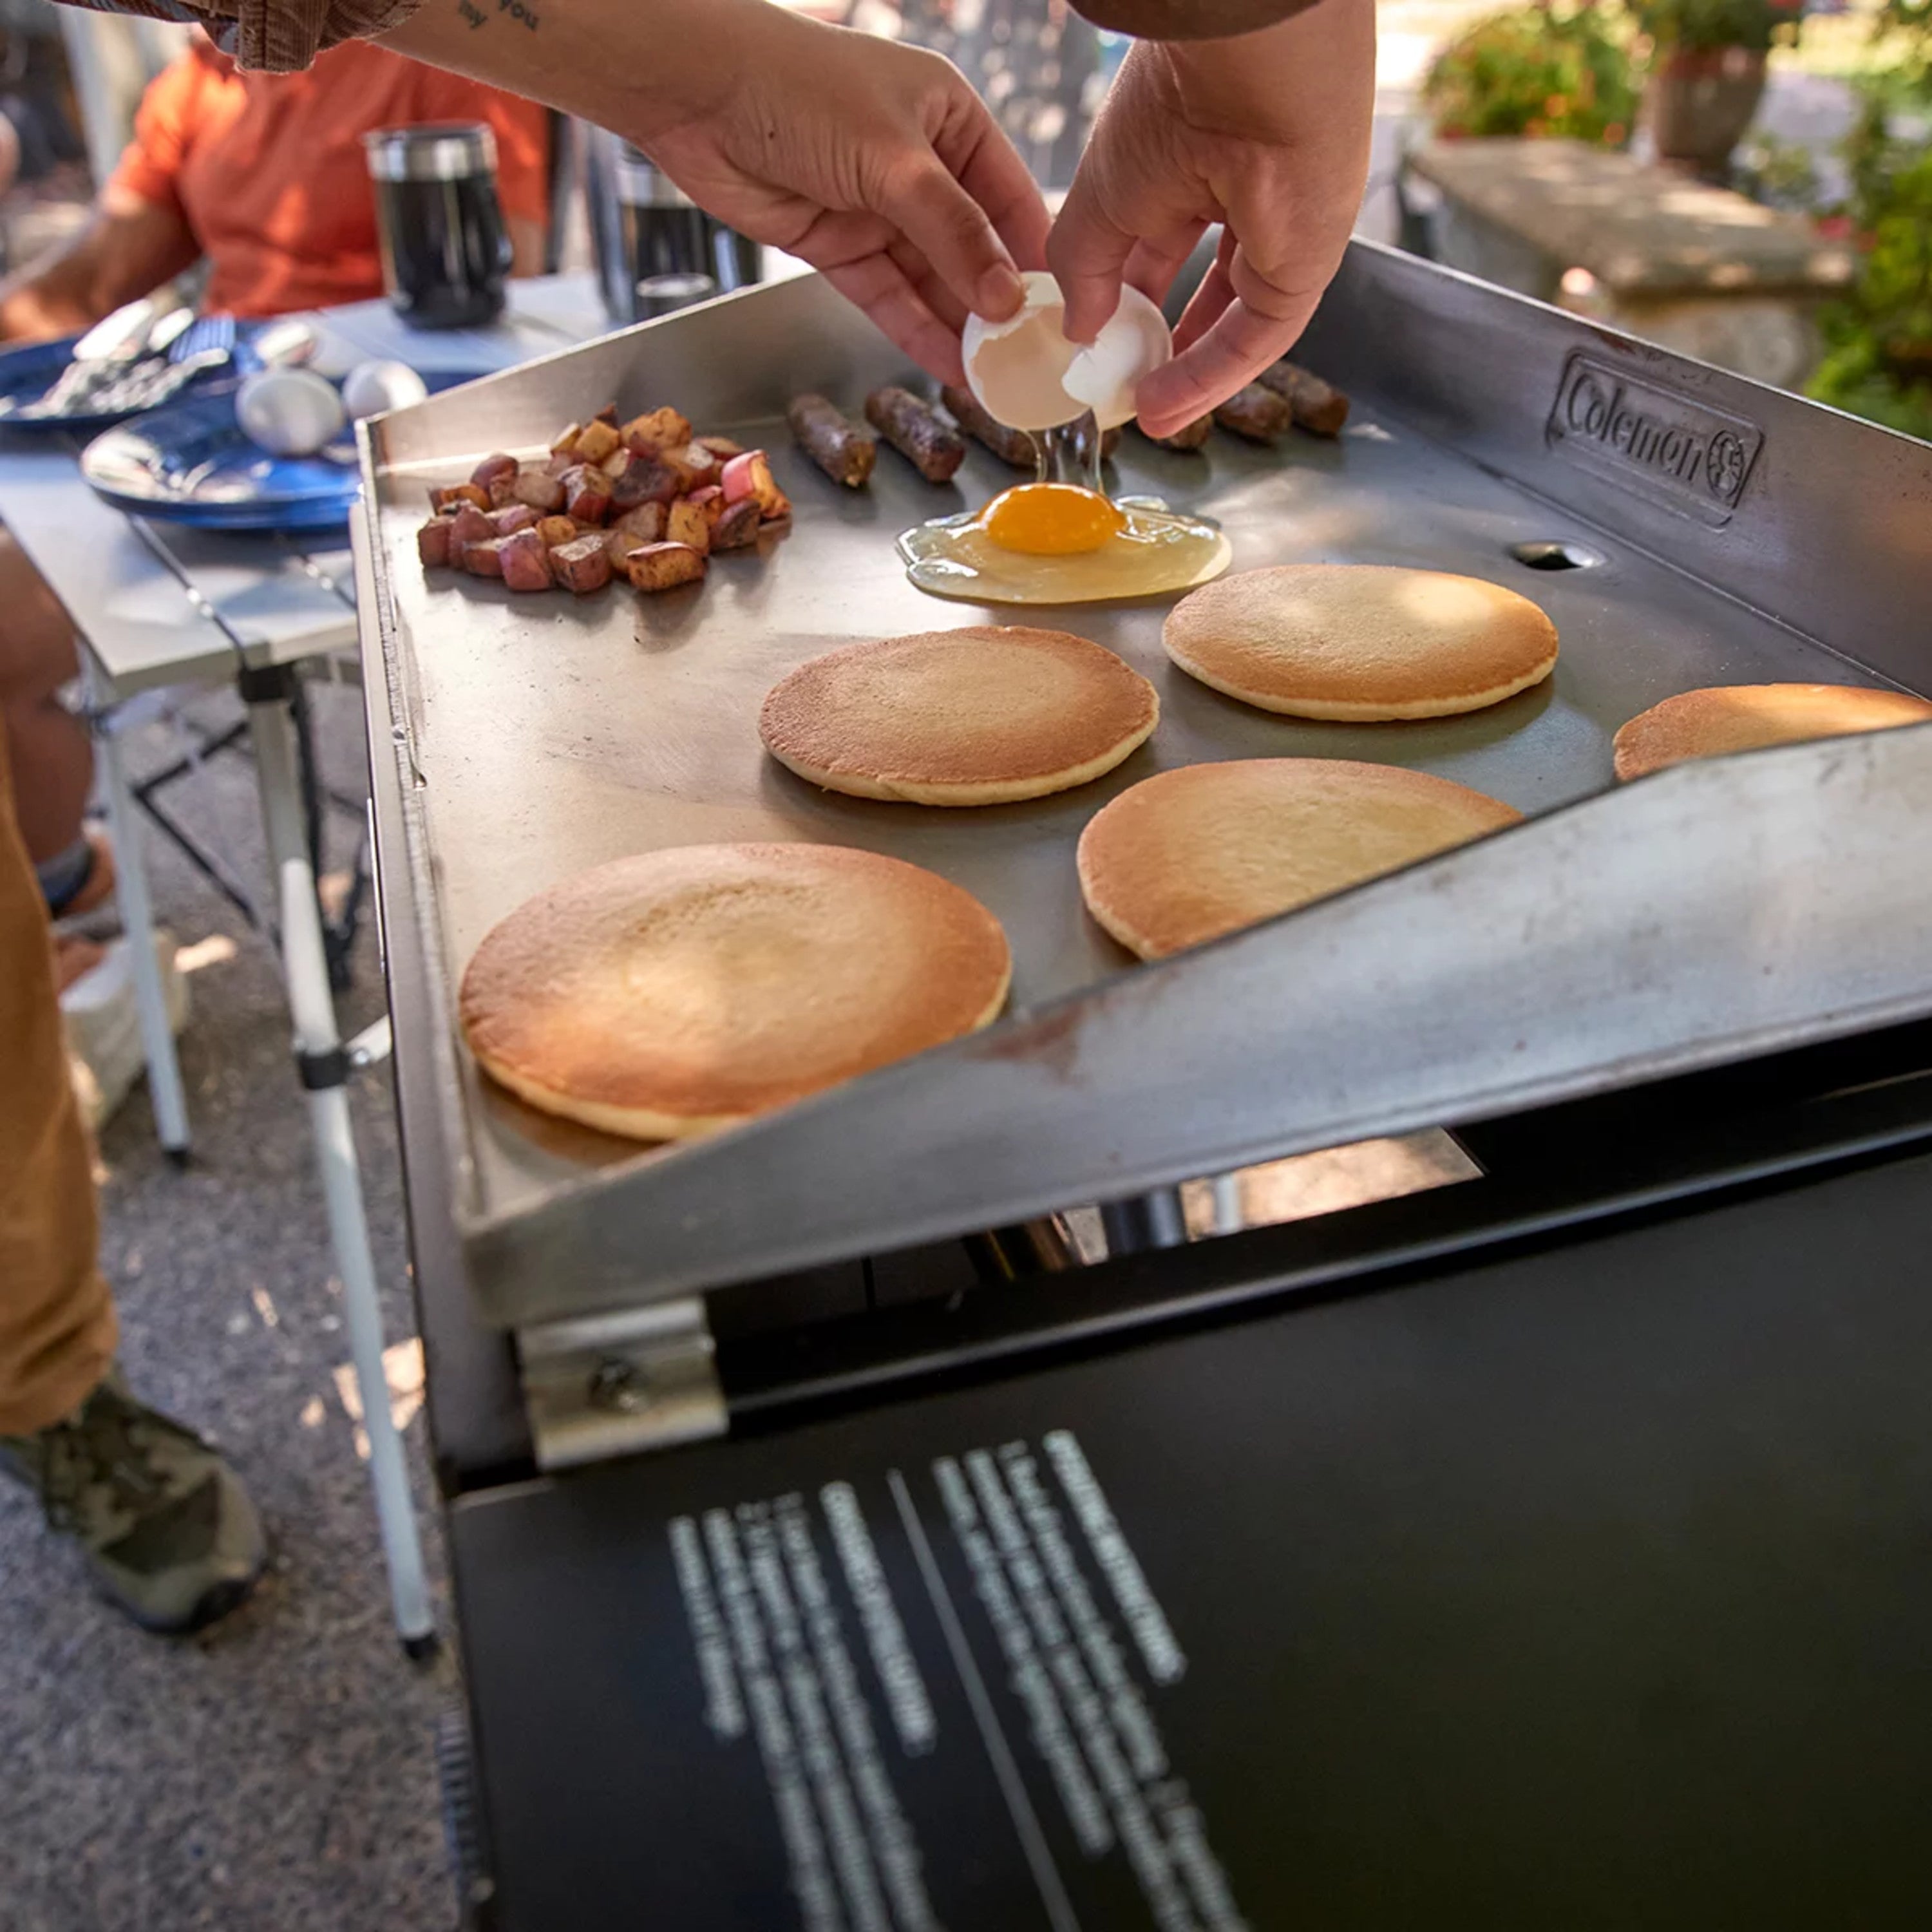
[520,1298,725,1471]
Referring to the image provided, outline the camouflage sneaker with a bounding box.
[0,1373,267,1633]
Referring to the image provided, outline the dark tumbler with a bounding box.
[364,123,511,330]
[601,144,761,323]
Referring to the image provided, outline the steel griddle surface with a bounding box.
[374,373,1902,1229]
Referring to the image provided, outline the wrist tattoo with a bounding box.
[455,0,540,29]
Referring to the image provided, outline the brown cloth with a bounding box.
[0,717,117,1437]
[50,0,417,77]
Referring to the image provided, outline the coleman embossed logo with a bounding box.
[1546,354,1762,526]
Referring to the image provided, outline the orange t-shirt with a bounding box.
[108,38,548,319]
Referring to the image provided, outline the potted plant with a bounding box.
[1422,3,1640,146]
[1638,0,1806,175]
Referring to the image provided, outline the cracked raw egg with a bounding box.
[900,278,1228,601]
[902,274,1230,604]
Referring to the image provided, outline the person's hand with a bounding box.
[382,0,1050,384]
[641,0,1050,382]
[1046,0,1375,438]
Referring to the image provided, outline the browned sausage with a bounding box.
[1259,361,1350,436]
[1139,414,1213,453]
[938,385,1036,468]
[864,385,965,484]
[788,393,878,488]
[1212,383,1294,444]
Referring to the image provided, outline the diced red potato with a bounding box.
[665,498,712,554]
[662,442,721,493]
[721,450,791,521]
[553,533,615,594]
[460,536,507,578]
[612,459,680,510]
[710,498,762,551]
[603,526,646,570]
[424,402,785,600]
[562,466,614,524]
[417,516,457,567]
[498,529,553,592]
[622,407,692,455]
[513,469,567,513]
[610,502,667,547]
[626,542,706,593]
[574,419,621,465]
[450,502,495,547]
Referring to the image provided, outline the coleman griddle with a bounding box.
[352,242,1932,1928]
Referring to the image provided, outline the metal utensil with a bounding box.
[168,312,236,367]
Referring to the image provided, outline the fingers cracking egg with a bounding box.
[961,273,1171,433]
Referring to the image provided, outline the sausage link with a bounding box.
[864,384,967,484]
[1211,383,1294,444]
[787,393,877,488]
[1258,361,1350,436]
[938,385,1037,468]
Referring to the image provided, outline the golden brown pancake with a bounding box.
[460,843,1010,1140]
[1163,565,1558,720]
[760,625,1158,805]
[1613,683,1932,781]
[1077,758,1522,960]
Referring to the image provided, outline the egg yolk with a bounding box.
[981,483,1126,556]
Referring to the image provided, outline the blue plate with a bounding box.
[79,370,485,534]
[0,329,249,433]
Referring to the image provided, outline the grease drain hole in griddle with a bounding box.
[1510,539,1604,571]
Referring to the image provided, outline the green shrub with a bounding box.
[1422,5,1640,144]
[1635,0,1804,56]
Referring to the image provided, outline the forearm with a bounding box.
[0,241,124,342]
[1066,0,1329,43]
[0,191,200,343]
[377,0,735,149]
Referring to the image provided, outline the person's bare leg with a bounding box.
[0,526,92,866]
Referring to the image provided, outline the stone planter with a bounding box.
[1645,45,1769,176]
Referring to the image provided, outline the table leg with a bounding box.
[92,687,192,1163]
[242,663,435,1655]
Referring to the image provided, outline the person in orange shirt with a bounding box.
[0,31,547,337]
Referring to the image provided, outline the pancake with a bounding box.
[1163,565,1558,720]
[1077,758,1522,960]
[1613,683,1932,781]
[760,625,1158,805]
[460,843,1010,1140]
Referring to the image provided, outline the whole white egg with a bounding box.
[236,368,347,457]
[342,359,430,421]
[961,272,1171,433]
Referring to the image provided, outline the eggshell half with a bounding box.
[961,274,1172,434]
